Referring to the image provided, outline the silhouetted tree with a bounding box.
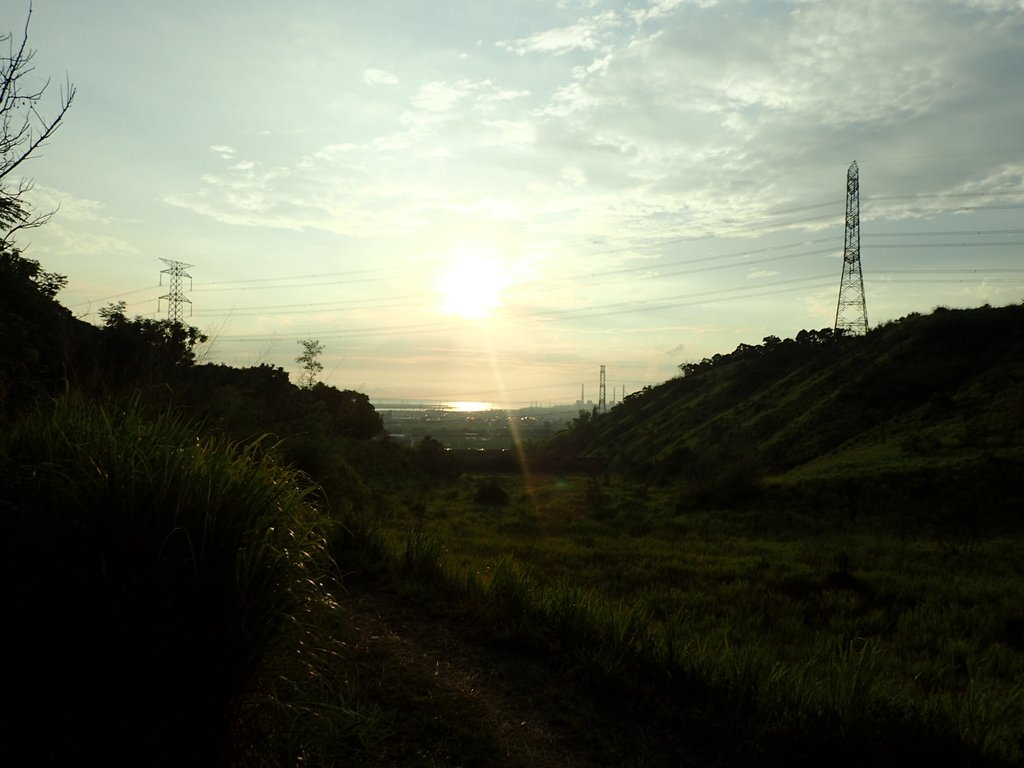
[416,435,459,480]
[98,302,207,382]
[0,244,80,410]
[307,383,383,439]
[296,338,324,389]
[0,8,83,412]
[1,6,76,244]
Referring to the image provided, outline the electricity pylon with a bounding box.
[599,365,607,413]
[159,259,194,322]
[834,161,868,335]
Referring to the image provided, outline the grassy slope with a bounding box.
[549,304,1024,493]
[374,471,1024,766]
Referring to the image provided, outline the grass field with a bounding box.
[6,396,1020,764]
[380,471,1024,763]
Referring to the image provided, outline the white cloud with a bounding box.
[479,88,532,103]
[164,1,1023,269]
[478,119,537,149]
[209,145,236,159]
[48,227,141,258]
[20,183,113,224]
[363,68,399,86]
[412,80,474,111]
[498,11,622,56]
[23,219,140,263]
[514,0,1024,236]
[560,167,587,187]
[632,0,719,26]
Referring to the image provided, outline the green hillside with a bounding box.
[543,303,1024,517]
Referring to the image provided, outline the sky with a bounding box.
[9,0,1024,407]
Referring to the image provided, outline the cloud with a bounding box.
[558,0,602,9]
[20,183,114,224]
[478,119,537,149]
[478,87,531,104]
[632,0,721,25]
[498,11,621,56]
[412,80,475,111]
[518,0,1024,236]
[209,145,236,159]
[164,147,456,238]
[363,68,399,86]
[166,0,1024,262]
[25,219,140,262]
[954,0,1024,10]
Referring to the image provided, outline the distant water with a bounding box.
[446,401,494,412]
[373,400,500,412]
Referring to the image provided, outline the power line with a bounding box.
[214,273,842,343]
[65,284,161,310]
[863,228,1024,238]
[871,278,1024,285]
[137,238,1024,321]
[876,268,1024,274]
[859,241,1024,249]
[180,224,1024,299]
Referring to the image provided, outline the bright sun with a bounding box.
[436,246,506,319]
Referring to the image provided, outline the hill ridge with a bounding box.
[542,304,1024,493]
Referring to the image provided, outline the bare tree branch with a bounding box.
[0,2,76,245]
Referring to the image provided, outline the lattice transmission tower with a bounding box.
[159,259,194,323]
[599,365,607,413]
[834,161,868,335]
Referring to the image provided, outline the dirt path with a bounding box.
[331,586,722,768]
[336,588,601,767]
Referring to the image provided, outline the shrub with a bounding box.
[474,480,510,506]
[3,396,330,765]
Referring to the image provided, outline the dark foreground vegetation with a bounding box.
[4,218,1022,764]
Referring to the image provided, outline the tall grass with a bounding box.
[3,395,338,765]
[378,473,1024,765]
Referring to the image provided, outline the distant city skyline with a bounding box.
[12,0,1024,404]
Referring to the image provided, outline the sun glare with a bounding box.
[437,246,506,319]
[448,400,492,412]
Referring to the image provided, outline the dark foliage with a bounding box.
[97,301,208,382]
[2,400,320,766]
[474,479,510,506]
[0,246,95,412]
[416,434,461,480]
[678,327,848,378]
[306,382,383,439]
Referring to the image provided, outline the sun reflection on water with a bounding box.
[446,401,493,412]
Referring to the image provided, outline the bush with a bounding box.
[3,396,330,765]
[474,480,510,506]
